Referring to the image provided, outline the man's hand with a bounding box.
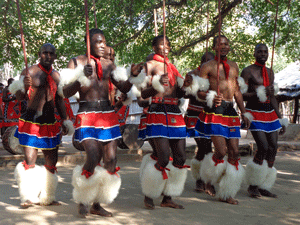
[24,76,32,89]
[241,114,251,129]
[120,93,127,102]
[160,74,169,86]
[266,85,275,97]
[213,94,223,106]
[84,64,93,77]
[131,62,144,77]
[61,122,68,135]
[183,74,193,87]
[279,125,286,135]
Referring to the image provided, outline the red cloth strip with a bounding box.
[90,55,103,80]
[81,169,93,179]
[254,61,269,87]
[22,161,35,170]
[228,158,241,170]
[38,63,57,99]
[215,56,230,80]
[212,154,224,166]
[151,97,179,105]
[155,164,170,180]
[153,54,183,86]
[173,164,191,169]
[44,164,57,173]
[107,166,121,177]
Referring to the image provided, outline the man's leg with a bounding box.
[193,138,212,192]
[90,140,120,217]
[160,138,187,209]
[246,131,269,198]
[258,131,278,198]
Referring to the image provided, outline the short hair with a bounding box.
[201,52,215,64]
[213,35,229,48]
[152,35,170,47]
[8,78,14,85]
[255,43,268,52]
[85,28,104,43]
[0,83,4,87]
[40,43,56,52]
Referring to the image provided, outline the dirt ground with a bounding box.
[0,151,299,225]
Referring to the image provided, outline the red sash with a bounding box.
[153,54,183,86]
[38,63,57,99]
[215,56,230,80]
[254,61,269,87]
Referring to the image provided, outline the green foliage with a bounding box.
[0,0,299,76]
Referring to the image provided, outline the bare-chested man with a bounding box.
[192,35,251,204]
[242,44,287,198]
[61,28,143,217]
[10,43,73,208]
[139,35,189,210]
[184,52,215,193]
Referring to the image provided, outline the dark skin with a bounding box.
[184,53,215,193]
[63,33,143,217]
[197,37,250,205]
[241,44,285,198]
[16,44,68,208]
[142,37,186,210]
[1,80,16,135]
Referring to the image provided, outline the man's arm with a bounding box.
[240,68,256,101]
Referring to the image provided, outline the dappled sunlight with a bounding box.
[277,170,297,176]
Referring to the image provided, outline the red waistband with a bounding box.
[151,97,178,105]
[187,104,204,112]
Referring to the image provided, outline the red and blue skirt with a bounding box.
[14,107,61,150]
[115,105,130,127]
[74,101,121,143]
[138,97,186,140]
[185,103,210,139]
[195,101,241,139]
[245,102,281,132]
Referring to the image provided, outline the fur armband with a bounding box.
[63,120,75,136]
[237,77,248,94]
[8,76,25,94]
[184,75,210,97]
[274,83,279,95]
[116,89,134,106]
[177,77,184,88]
[152,75,165,93]
[57,85,64,98]
[112,66,130,82]
[59,65,91,88]
[256,85,267,103]
[242,112,254,123]
[206,90,217,108]
[129,69,147,86]
[279,118,289,127]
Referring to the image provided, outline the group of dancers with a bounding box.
[10,28,288,218]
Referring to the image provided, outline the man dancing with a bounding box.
[61,28,144,217]
[139,35,189,210]
[193,35,251,204]
[241,43,287,198]
[10,43,73,208]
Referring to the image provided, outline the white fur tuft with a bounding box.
[72,165,103,205]
[274,83,279,95]
[152,75,165,93]
[163,165,188,197]
[256,85,268,102]
[184,75,210,98]
[39,167,58,205]
[95,166,121,205]
[177,77,184,88]
[217,161,245,199]
[14,162,43,204]
[141,160,168,199]
[259,165,277,191]
[9,76,25,94]
[191,158,202,180]
[245,160,268,186]
[131,85,141,98]
[206,90,217,108]
[279,118,289,127]
[63,120,75,136]
[112,66,130,82]
[129,69,147,85]
[237,77,248,94]
[243,112,254,123]
[57,85,64,98]
[77,75,91,87]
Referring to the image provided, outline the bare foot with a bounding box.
[248,185,261,198]
[144,196,155,209]
[258,188,278,198]
[161,196,184,209]
[90,203,112,217]
[20,200,33,209]
[219,197,239,205]
[78,203,89,218]
[205,182,216,196]
[195,179,205,193]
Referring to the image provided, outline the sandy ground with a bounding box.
[0,151,299,225]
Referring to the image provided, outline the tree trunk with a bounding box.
[292,98,299,124]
